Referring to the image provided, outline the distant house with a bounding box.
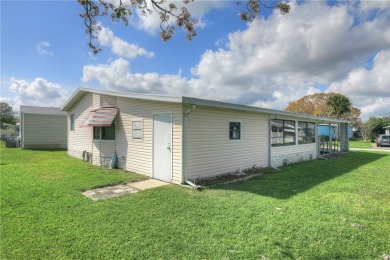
[0,123,17,140]
[20,106,67,149]
[61,88,350,184]
[384,126,390,135]
[318,124,353,139]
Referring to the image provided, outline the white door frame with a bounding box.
[152,112,173,182]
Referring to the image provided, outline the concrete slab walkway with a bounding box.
[350,147,390,152]
[82,179,169,201]
[130,179,170,190]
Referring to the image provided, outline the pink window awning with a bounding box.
[79,107,118,127]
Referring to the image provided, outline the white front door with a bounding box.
[153,113,172,182]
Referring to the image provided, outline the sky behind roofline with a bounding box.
[1,0,389,119]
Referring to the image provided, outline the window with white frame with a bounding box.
[229,121,241,140]
[132,120,143,139]
[271,119,296,146]
[298,121,315,144]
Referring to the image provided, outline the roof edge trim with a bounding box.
[182,97,350,124]
[61,87,183,111]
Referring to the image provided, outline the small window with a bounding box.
[298,121,315,144]
[229,122,241,140]
[132,120,143,139]
[93,122,115,140]
[70,114,75,131]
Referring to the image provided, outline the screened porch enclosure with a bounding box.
[271,119,316,147]
[318,123,349,155]
[271,119,349,156]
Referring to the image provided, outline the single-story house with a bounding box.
[384,126,390,135]
[0,123,17,140]
[61,88,350,184]
[20,106,67,149]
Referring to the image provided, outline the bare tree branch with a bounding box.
[78,0,290,54]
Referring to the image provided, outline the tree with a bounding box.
[0,101,17,129]
[285,92,361,122]
[359,118,376,141]
[343,107,361,125]
[354,116,390,141]
[78,0,290,54]
[369,117,390,139]
[284,93,331,117]
[326,94,351,119]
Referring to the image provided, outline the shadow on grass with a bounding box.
[211,151,388,199]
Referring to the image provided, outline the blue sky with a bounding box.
[1,0,390,119]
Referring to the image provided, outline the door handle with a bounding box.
[167,143,171,151]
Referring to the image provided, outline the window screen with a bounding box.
[132,120,143,139]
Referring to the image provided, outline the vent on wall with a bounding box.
[310,154,313,160]
[283,159,288,165]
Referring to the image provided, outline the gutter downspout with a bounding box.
[316,121,320,157]
[183,105,200,189]
[269,116,273,168]
[21,113,24,148]
[328,123,332,154]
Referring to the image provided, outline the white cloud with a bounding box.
[328,50,390,118]
[98,24,154,59]
[189,0,390,111]
[9,78,68,109]
[196,1,390,79]
[82,58,191,96]
[83,1,390,118]
[36,41,53,56]
[0,96,13,105]
[358,0,390,12]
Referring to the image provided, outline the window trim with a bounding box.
[229,121,242,141]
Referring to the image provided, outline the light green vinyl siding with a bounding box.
[100,95,116,107]
[115,97,183,184]
[186,106,269,179]
[67,93,183,184]
[67,93,94,156]
[22,114,67,149]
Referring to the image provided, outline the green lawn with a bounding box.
[349,138,373,149]
[1,143,389,259]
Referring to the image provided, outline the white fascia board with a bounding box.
[61,87,85,111]
[62,88,350,124]
[61,87,183,111]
